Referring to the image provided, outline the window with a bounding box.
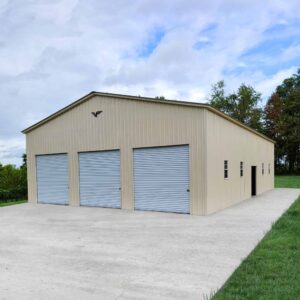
[240,161,243,177]
[268,163,271,174]
[262,163,264,175]
[224,160,228,179]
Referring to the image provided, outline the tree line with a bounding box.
[0,154,27,202]
[208,69,300,174]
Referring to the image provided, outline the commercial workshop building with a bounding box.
[23,92,274,215]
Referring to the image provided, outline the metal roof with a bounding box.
[22,91,274,143]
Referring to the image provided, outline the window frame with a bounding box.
[240,161,243,177]
[224,160,228,179]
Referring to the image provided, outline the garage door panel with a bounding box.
[79,150,121,208]
[134,145,190,213]
[36,154,69,205]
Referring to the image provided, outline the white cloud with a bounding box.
[281,44,300,61]
[0,137,25,166]
[0,0,299,164]
[255,66,298,99]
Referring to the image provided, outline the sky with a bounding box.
[0,0,300,166]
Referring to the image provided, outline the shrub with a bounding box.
[0,161,27,202]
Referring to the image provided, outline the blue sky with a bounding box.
[0,0,299,165]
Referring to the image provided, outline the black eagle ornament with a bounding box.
[91,111,103,117]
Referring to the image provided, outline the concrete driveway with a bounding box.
[0,188,299,300]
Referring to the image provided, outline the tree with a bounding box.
[208,81,263,132]
[264,69,300,174]
[155,96,166,100]
[208,81,231,113]
[264,93,285,172]
[20,154,28,197]
[21,153,27,169]
[0,154,28,201]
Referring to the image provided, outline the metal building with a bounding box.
[23,92,274,215]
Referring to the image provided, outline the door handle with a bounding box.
[187,189,190,192]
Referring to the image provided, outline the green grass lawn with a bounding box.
[213,176,300,300]
[275,175,300,188]
[0,200,27,207]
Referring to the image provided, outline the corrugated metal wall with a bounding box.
[133,145,190,213]
[26,94,274,215]
[26,95,206,215]
[206,110,274,214]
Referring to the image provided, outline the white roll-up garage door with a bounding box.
[36,154,69,205]
[134,145,190,213]
[79,150,121,208]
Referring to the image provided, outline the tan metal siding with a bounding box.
[26,94,274,215]
[26,96,206,215]
[205,110,274,214]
